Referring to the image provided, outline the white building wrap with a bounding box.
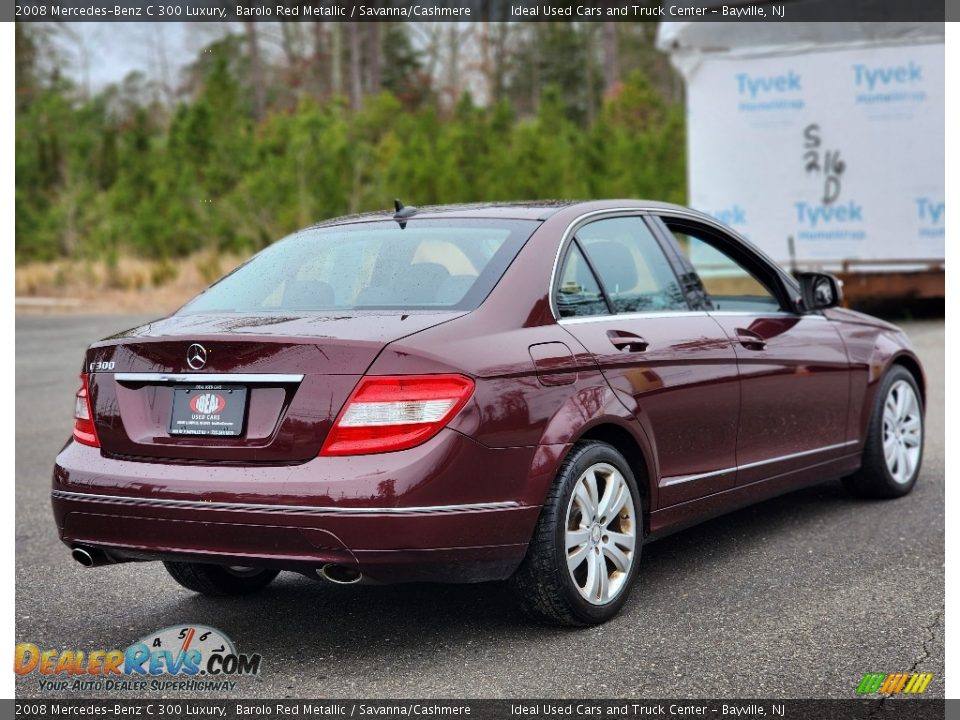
[678,39,943,269]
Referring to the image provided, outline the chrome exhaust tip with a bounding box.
[71,547,95,567]
[317,564,362,585]
[70,545,120,568]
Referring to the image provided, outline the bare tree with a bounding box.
[484,21,512,104]
[366,23,381,95]
[446,24,461,104]
[143,24,174,106]
[602,21,619,94]
[329,23,343,97]
[584,24,596,125]
[245,21,266,121]
[57,24,97,99]
[347,22,363,111]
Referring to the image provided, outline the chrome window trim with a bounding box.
[547,205,806,323]
[707,310,825,321]
[661,440,859,486]
[652,208,802,296]
[557,310,824,326]
[51,490,519,515]
[558,310,710,325]
[113,373,304,384]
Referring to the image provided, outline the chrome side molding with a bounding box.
[662,440,860,486]
[51,490,520,516]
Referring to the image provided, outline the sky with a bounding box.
[59,23,228,90]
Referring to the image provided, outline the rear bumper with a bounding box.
[51,431,543,583]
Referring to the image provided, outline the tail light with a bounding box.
[320,374,475,456]
[73,374,100,448]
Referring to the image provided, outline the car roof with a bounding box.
[306,199,701,228]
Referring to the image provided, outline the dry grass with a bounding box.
[15,251,248,314]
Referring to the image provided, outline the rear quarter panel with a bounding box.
[367,206,661,510]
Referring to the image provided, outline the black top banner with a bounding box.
[6,0,949,22]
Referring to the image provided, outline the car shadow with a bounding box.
[145,478,877,672]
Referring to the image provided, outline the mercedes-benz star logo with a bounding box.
[186,343,208,370]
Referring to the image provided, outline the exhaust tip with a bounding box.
[318,564,362,585]
[71,547,95,567]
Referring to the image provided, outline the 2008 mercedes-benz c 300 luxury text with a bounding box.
[52,200,925,625]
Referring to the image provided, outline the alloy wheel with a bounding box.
[565,462,637,605]
[882,379,922,485]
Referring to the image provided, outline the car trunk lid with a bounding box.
[84,311,463,463]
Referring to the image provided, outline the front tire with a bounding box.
[843,365,924,499]
[510,441,643,626]
[164,561,280,597]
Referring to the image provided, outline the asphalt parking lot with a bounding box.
[15,314,944,699]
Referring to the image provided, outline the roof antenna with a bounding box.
[393,198,417,229]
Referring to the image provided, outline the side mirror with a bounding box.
[797,272,843,311]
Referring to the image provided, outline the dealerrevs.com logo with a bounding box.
[14,625,261,693]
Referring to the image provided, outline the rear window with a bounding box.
[183,218,539,313]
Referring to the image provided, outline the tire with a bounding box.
[510,441,644,626]
[163,561,280,597]
[843,365,924,499]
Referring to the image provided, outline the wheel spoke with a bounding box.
[902,431,921,449]
[584,550,600,598]
[603,542,631,573]
[606,530,636,553]
[597,471,626,521]
[895,386,907,417]
[566,528,591,550]
[885,398,898,424]
[573,481,595,518]
[596,554,610,602]
[884,438,898,466]
[884,408,898,429]
[896,444,909,481]
[584,470,600,511]
[567,543,590,573]
[901,414,921,431]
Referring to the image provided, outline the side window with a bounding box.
[668,226,782,313]
[577,217,687,314]
[556,244,608,318]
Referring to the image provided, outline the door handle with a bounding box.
[606,330,648,353]
[735,328,766,351]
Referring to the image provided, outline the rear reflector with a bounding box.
[73,374,100,448]
[320,375,475,456]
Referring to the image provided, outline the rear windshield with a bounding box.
[183,218,539,313]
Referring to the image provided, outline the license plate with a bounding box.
[169,384,247,437]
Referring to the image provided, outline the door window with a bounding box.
[576,217,687,314]
[668,226,782,313]
[555,244,609,318]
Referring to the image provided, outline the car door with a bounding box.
[554,213,741,507]
[654,215,852,486]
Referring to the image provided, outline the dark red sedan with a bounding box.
[52,200,925,625]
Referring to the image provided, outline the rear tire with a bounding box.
[843,365,924,499]
[510,441,643,626]
[163,561,280,597]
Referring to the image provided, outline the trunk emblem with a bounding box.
[187,343,208,369]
